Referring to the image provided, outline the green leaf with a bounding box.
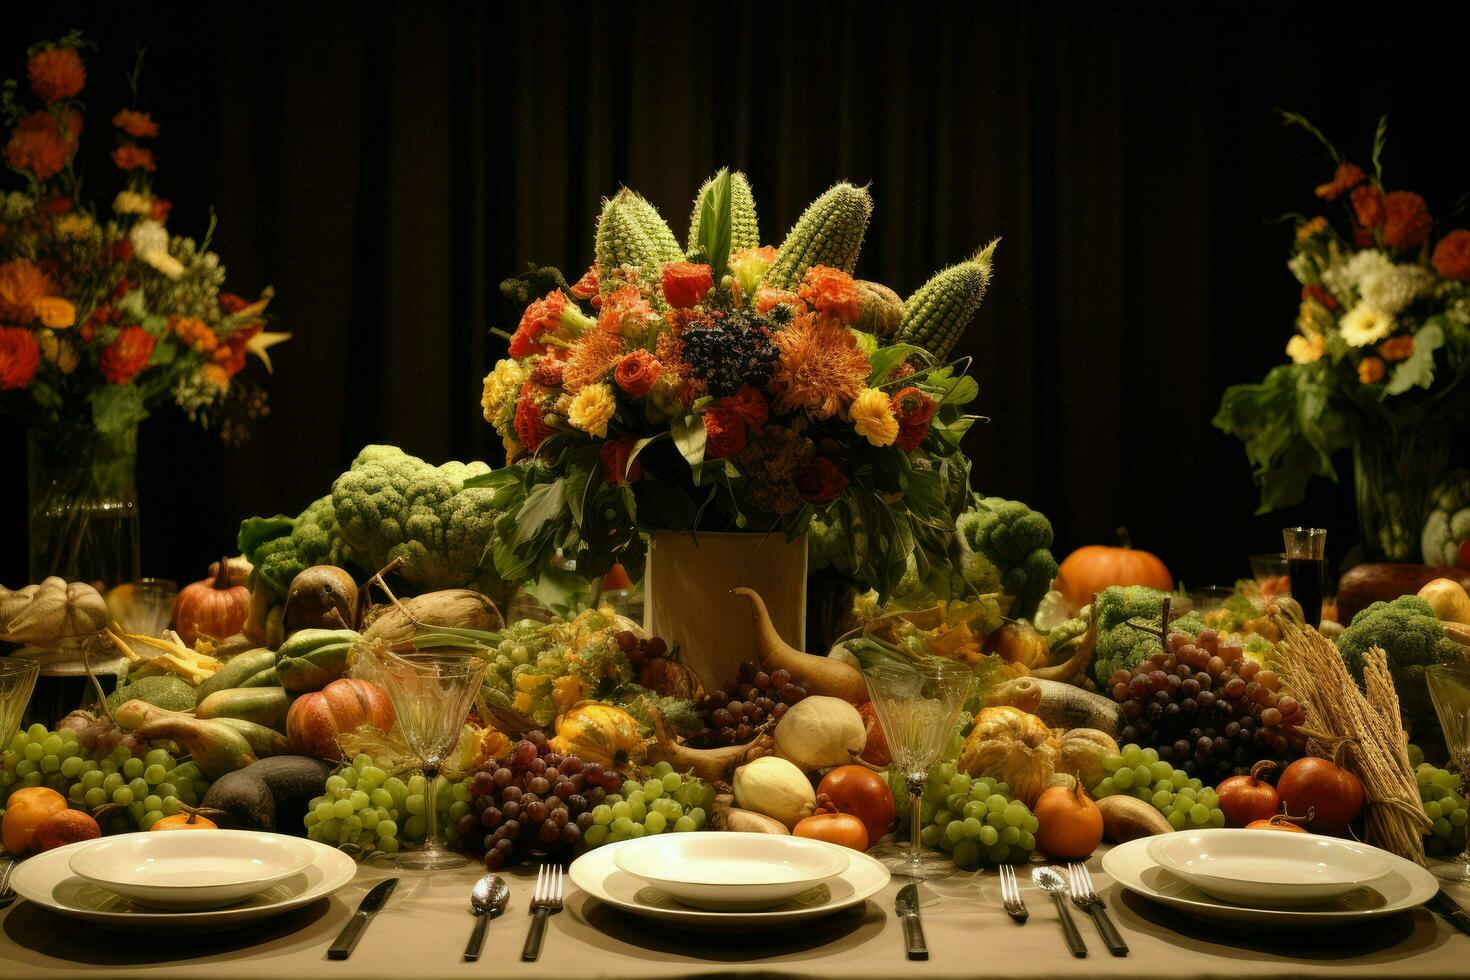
[938,374,979,407]
[90,384,149,435]
[671,413,707,467]
[867,342,927,385]
[509,479,567,551]
[1371,114,1388,184]
[524,565,590,619]
[1385,323,1443,395]
[696,169,733,284]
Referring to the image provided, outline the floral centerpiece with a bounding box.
[0,35,286,584]
[1215,114,1470,561]
[478,171,996,611]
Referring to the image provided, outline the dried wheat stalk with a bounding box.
[1269,619,1429,864]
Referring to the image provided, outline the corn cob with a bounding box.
[594,188,684,282]
[763,182,873,289]
[895,239,999,360]
[688,169,761,254]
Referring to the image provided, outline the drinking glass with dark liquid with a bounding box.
[1283,527,1327,628]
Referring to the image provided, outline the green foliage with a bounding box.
[895,240,998,361]
[1338,595,1468,727]
[689,169,759,255]
[763,182,872,289]
[953,492,1058,620]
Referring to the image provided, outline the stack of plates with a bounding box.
[10,830,357,929]
[568,832,889,931]
[1102,829,1438,925]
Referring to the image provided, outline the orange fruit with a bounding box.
[2,786,69,854]
[151,810,218,831]
[33,809,101,851]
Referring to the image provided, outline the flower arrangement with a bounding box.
[478,170,997,600]
[1216,114,1470,560]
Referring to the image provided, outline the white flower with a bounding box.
[129,220,185,279]
[1323,249,1392,303]
[1338,304,1396,347]
[1287,252,1317,287]
[112,191,153,216]
[1359,263,1433,315]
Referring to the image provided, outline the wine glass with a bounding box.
[365,648,488,871]
[863,660,974,879]
[1427,663,1470,884]
[1,658,40,745]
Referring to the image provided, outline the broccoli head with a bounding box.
[237,494,348,593]
[954,494,1058,620]
[1338,595,1470,729]
[1092,585,1204,684]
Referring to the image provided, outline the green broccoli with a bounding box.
[1338,595,1470,729]
[954,493,1058,619]
[1092,586,1204,685]
[806,508,858,575]
[238,494,347,593]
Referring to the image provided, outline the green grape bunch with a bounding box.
[1092,743,1226,830]
[303,754,460,855]
[583,762,714,849]
[918,762,1038,870]
[1414,758,1468,857]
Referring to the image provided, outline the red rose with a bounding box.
[600,437,642,486]
[39,196,72,215]
[0,328,42,390]
[718,385,769,427]
[661,262,714,308]
[613,349,661,398]
[795,457,848,504]
[703,408,746,459]
[150,197,173,222]
[1351,184,1384,229]
[99,325,156,384]
[1382,190,1432,250]
[890,386,938,428]
[509,290,568,357]
[111,239,134,263]
[894,422,930,453]
[513,385,554,454]
[1432,229,1470,281]
[570,264,600,300]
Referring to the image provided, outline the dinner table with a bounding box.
[2,846,1467,980]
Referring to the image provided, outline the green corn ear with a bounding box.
[895,239,999,361]
[763,182,873,289]
[688,169,761,254]
[594,188,684,282]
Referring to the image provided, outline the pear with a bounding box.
[1417,578,1470,626]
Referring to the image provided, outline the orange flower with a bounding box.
[612,349,661,398]
[718,385,769,427]
[1357,355,1386,385]
[170,316,219,353]
[569,264,600,300]
[0,327,41,390]
[509,290,568,357]
[150,197,173,222]
[4,109,81,180]
[1351,184,1384,230]
[27,47,86,103]
[1381,191,1432,250]
[32,297,75,329]
[1377,336,1414,362]
[112,109,160,138]
[755,285,804,315]
[661,262,714,308]
[100,325,156,384]
[1314,162,1365,202]
[111,145,157,173]
[561,328,625,393]
[597,284,654,337]
[702,408,747,459]
[0,260,53,323]
[768,312,871,419]
[794,457,847,504]
[1432,229,1470,281]
[514,384,554,454]
[798,265,862,324]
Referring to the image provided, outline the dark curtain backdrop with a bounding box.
[5,1,1470,589]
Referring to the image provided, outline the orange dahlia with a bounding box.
[597,284,655,338]
[4,109,81,180]
[768,313,871,419]
[509,290,569,357]
[27,47,86,103]
[111,145,157,173]
[562,329,625,394]
[1432,229,1470,281]
[661,262,714,308]
[612,349,661,398]
[798,265,862,324]
[100,325,156,384]
[1314,162,1365,202]
[112,109,160,139]
[1381,191,1432,250]
[0,259,53,323]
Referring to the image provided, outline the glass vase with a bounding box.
[27,425,142,589]
[1352,414,1455,563]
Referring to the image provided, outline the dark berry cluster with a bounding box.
[680,310,777,397]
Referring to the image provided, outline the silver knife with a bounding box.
[1429,887,1470,936]
[895,883,928,960]
[328,877,398,960]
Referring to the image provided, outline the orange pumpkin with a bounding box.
[1055,531,1172,612]
[1033,782,1104,859]
[286,677,395,760]
[793,812,869,851]
[152,807,219,831]
[173,558,252,646]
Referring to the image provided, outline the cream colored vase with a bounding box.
[643,530,808,692]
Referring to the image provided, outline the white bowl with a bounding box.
[68,830,316,910]
[1145,829,1393,908]
[611,832,851,910]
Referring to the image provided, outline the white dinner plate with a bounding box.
[69,830,316,909]
[11,835,357,930]
[1104,836,1438,926]
[1145,829,1394,908]
[571,837,888,931]
[612,832,850,910]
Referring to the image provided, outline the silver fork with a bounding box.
[520,864,563,961]
[998,863,1027,923]
[1068,861,1128,956]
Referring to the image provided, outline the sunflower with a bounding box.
[768,313,870,419]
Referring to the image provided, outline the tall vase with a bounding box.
[27,425,142,589]
[644,530,808,692]
[1352,413,1454,563]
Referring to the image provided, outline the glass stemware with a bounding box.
[1,658,41,745]
[1427,663,1470,884]
[363,648,488,871]
[863,660,973,879]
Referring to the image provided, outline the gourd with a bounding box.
[956,706,1060,807]
[645,704,770,784]
[1421,468,1470,566]
[0,577,109,646]
[1054,531,1173,613]
[549,702,645,771]
[285,678,395,760]
[283,565,359,636]
[855,280,905,337]
[173,559,251,646]
[361,589,503,650]
[763,183,873,289]
[894,240,997,360]
[688,170,760,253]
[732,756,817,829]
[1056,728,1121,791]
[985,622,1053,671]
[274,628,360,694]
[734,588,868,703]
[772,696,866,772]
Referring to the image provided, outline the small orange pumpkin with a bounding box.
[173,557,252,646]
[152,805,219,831]
[1033,782,1104,859]
[1054,530,1172,613]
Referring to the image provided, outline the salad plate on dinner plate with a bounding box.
[1145,829,1394,908]
[1103,836,1438,925]
[10,834,357,929]
[570,837,888,931]
[68,830,317,909]
[611,832,850,910]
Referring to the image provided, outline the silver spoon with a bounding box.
[1032,866,1088,958]
[464,874,510,962]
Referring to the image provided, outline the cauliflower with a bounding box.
[1338,595,1470,729]
[954,494,1058,619]
[1092,586,1204,685]
[1421,469,1470,566]
[238,494,346,592]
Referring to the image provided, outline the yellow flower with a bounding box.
[1295,298,1333,337]
[32,297,75,329]
[567,382,616,438]
[480,358,525,424]
[1285,334,1325,365]
[1337,304,1395,347]
[849,387,899,447]
[112,190,152,216]
[53,213,95,240]
[36,331,78,374]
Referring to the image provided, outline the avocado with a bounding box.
[201,769,276,831]
[201,755,332,834]
[105,674,197,713]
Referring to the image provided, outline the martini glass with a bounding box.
[863,660,973,879]
[366,648,488,871]
[1,658,40,745]
[1427,663,1470,884]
